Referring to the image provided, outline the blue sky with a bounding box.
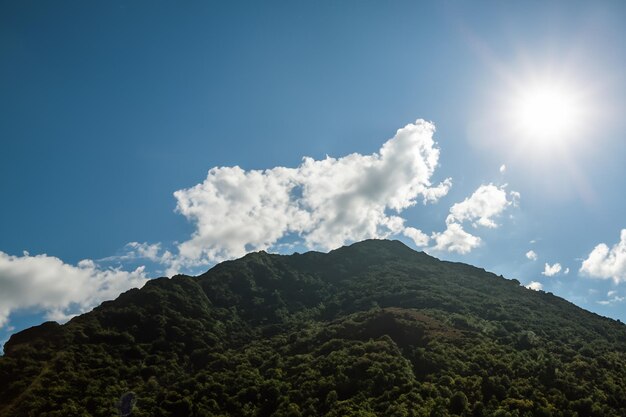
[1,1,626,346]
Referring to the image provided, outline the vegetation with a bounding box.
[1,239,626,416]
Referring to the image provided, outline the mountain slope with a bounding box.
[1,239,626,417]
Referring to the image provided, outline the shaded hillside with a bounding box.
[1,240,626,417]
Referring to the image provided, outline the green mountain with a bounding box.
[1,239,626,417]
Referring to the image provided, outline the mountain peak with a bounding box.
[330,238,416,254]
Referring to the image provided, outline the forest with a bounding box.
[1,239,626,417]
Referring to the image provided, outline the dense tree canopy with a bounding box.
[1,240,626,416]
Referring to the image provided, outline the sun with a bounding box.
[515,85,578,138]
[469,59,605,192]
[509,79,586,147]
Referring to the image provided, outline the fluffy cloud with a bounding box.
[499,164,506,173]
[542,262,562,277]
[0,252,148,328]
[172,119,451,269]
[580,229,626,284]
[526,281,543,291]
[431,223,482,254]
[446,184,514,228]
[526,250,538,261]
[403,227,430,247]
[430,184,517,254]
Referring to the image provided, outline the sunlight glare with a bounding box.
[515,85,579,139]
[510,80,587,148]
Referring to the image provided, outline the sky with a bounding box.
[1,1,626,347]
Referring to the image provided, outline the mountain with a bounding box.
[1,239,626,417]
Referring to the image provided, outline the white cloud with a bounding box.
[101,242,172,264]
[428,183,517,255]
[580,229,626,284]
[171,119,451,270]
[499,164,506,173]
[431,223,481,254]
[125,242,170,262]
[526,250,538,261]
[403,227,430,247]
[564,267,570,275]
[0,252,148,328]
[608,290,617,297]
[446,184,513,228]
[526,281,543,291]
[542,262,562,277]
[123,242,173,265]
[422,178,453,203]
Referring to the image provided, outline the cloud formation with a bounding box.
[124,242,172,263]
[431,223,482,254]
[446,184,514,228]
[526,250,538,261]
[431,184,518,254]
[580,229,626,283]
[101,242,173,265]
[0,252,148,328]
[526,281,543,291]
[172,119,451,269]
[402,227,430,247]
[542,262,562,277]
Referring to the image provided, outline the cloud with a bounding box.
[171,119,451,269]
[542,262,562,277]
[526,250,538,261]
[403,227,430,247]
[124,122,517,269]
[125,242,172,263]
[526,281,543,291]
[564,267,569,275]
[101,242,173,264]
[429,183,518,254]
[499,164,506,173]
[431,223,481,254]
[580,229,626,284]
[446,184,514,228]
[0,252,148,328]
[509,191,521,207]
